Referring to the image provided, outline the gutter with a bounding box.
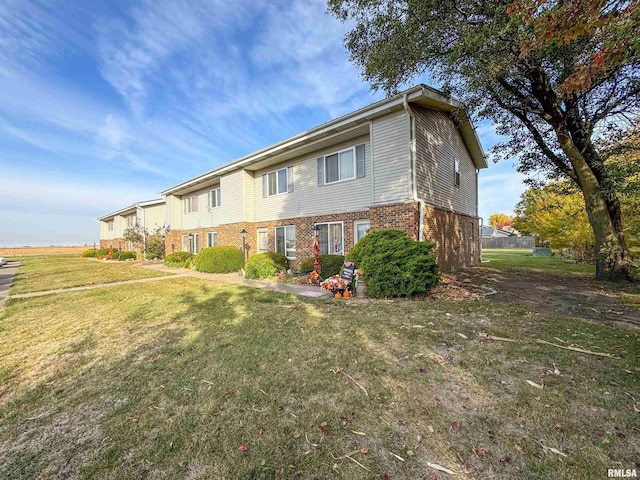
[403,93,426,242]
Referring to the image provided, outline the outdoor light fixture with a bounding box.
[312,225,320,238]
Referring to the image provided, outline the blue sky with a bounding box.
[0,0,526,247]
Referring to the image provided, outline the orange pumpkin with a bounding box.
[334,292,342,298]
[343,290,351,298]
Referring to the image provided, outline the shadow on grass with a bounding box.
[1,280,638,479]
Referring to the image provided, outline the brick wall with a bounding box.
[164,202,479,272]
[422,204,480,271]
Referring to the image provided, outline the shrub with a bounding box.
[346,229,439,298]
[83,248,119,258]
[117,251,137,261]
[299,254,345,277]
[145,235,165,260]
[164,251,190,264]
[193,246,243,273]
[245,252,289,279]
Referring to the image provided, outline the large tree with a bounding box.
[328,0,640,281]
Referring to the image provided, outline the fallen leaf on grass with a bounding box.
[360,448,369,456]
[514,445,522,452]
[554,421,564,432]
[293,432,300,439]
[526,380,544,389]
[420,368,427,374]
[426,462,459,475]
[238,444,247,454]
[594,429,604,436]
[434,356,446,365]
[452,421,461,430]
[500,456,512,464]
[474,447,487,457]
[427,426,434,433]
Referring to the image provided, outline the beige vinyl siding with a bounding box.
[413,106,477,217]
[243,170,256,222]
[142,204,166,231]
[254,135,372,222]
[181,185,224,230]
[371,111,412,205]
[221,170,245,224]
[166,195,178,230]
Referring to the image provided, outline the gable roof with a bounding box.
[160,84,487,196]
[97,198,165,222]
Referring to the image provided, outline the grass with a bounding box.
[8,255,172,295]
[480,249,596,276]
[0,255,638,479]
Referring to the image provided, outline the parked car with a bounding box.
[0,256,6,267]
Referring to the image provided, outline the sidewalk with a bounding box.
[139,262,330,298]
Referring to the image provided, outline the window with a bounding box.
[275,226,296,258]
[257,228,268,253]
[126,241,133,252]
[182,234,199,253]
[262,167,293,197]
[317,144,365,186]
[354,220,370,244]
[107,220,114,232]
[454,159,461,187]
[207,232,218,248]
[184,195,198,214]
[126,215,135,227]
[209,188,221,208]
[316,222,343,255]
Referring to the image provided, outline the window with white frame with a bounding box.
[354,220,370,244]
[316,222,344,255]
[257,228,268,253]
[184,194,198,213]
[262,167,293,197]
[275,226,296,258]
[209,188,221,208]
[207,232,218,248]
[126,215,135,227]
[317,144,365,186]
[107,220,114,232]
[454,159,461,187]
[182,234,199,253]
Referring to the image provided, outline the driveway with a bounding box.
[0,261,19,309]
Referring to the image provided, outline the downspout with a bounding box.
[136,205,146,260]
[403,94,425,242]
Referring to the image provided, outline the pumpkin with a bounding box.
[343,290,351,298]
[334,292,342,298]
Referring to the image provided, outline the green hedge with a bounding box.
[346,229,439,298]
[245,252,289,279]
[164,251,190,265]
[193,246,244,273]
[81,248,119,258]
[112,251,137,261]
[299,254,345,277]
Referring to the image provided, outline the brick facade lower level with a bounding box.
[164,202,479,272]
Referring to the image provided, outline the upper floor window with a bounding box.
[454,159,461,187]
[107,220,114,231]
[184,195,198,214]
[262,167,293,197]
[209,188,221,208]
[317,144,365,186]
[126,215,135,227]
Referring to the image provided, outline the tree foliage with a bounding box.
[514,182,596,261]
[328,0,640,281]
[488,213,514,229]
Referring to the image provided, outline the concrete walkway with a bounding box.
[0,261,19,308]
[5,262,329,301]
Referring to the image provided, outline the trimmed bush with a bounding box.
[299,254,345,277]
[164,251,190,265]
[346,229,439,298]
[245,252,289,279]
[82,248,118,258]
[113,251,137,261]
[193,246,243,273]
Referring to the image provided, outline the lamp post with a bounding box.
[92,242,96,256]
[312,225,321,274]
[187,233,193,268]
[240,229,247,265]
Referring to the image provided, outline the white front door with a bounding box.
[257,228,268,253]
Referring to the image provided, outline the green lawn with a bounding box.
[480,249,596,276]
[1,257,638,479]
[8,255,172,295]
